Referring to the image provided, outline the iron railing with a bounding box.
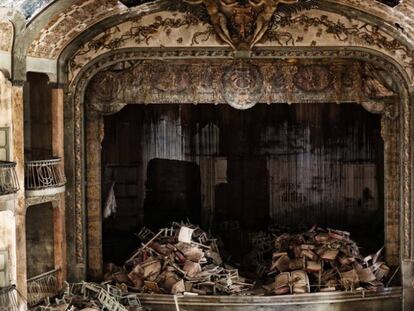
[27,268,60,307]
[0,161,19,196]
[0,285,21,311]
[25,159,66,191]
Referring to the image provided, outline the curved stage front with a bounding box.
[137,287,402,311]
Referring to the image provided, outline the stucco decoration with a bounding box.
[260,12,414,79]
[0,20,13,52]
[181,0,316,50]
[67,12,223,81]
[222,60,264,109]
[67,9,414,87]
[27,0,126,59]
[25,0,414,62]
[85,58,397,113]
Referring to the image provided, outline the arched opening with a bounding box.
[77,54,406,308]
[100,102,385,266]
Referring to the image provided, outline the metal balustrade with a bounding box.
[27,268,60,307]
[0,285,21,311]
[0,161,19,196]
[25,158,66,191]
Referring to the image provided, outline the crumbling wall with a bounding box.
[25,203,54,278]
[0,71,12,161]
[0,211,16,287]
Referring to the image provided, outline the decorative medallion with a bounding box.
[222,60,263,109]
[152,64,191,93]
[87,71,126,115]
[293,65,334,92]
[89,71,121,102]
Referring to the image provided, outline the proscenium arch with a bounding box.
[4,0,413,81]
[66,46,412,285]
[45,0,414,299]
[52,0,414,85]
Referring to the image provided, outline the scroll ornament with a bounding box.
[183,0,314,51]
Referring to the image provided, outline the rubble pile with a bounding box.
[31,223,395,310]
[264,226,391,294]
[34,282,143,311]
[104,222,254,296]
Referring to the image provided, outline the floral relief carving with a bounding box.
[27,0,124,58]
[69,12,213,75]
[25,0,414,70]
[84,58,397,112]
[67,10,414,87]
[264,14,414,79]
[293,65,333,92]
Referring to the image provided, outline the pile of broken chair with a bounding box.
[104,221,254,296]
[34,282,143,311]
[264,226,391,295]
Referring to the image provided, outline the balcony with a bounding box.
[0,285,21,311]
[25,159,66,197]
[27,269,60,307]
[0,161,19,197]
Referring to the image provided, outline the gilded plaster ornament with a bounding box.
[222,60,263,109]
[183,0,315,50]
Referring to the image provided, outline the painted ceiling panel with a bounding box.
[0,0,53,18]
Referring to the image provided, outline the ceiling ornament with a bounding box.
[222,60,263,109]
[182,0,316,51]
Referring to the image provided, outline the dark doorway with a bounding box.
[144,158,202,229]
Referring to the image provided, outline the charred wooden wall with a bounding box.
[101,103,383,262]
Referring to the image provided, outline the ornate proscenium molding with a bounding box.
[71,48,413,278]
[182,0,316,51]
[222,60,263,109]
[85,58,398,112]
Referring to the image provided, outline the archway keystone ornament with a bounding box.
[183,0,315,50]
[222,60,263,109]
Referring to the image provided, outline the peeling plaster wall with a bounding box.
[25,203,54,278]
[0,210,17,286]
[0,71,12,161]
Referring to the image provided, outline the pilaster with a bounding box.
[51,86,67,289]
[11,82,27,310]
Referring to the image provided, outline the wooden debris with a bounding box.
[105,222,254,296]
[266,226,390,294]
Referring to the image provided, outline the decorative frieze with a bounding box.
[27,0,125,59]
[85,59,396,112]
[67,9,414,87]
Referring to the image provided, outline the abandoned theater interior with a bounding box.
[1,0,414,310]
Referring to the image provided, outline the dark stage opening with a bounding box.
[101,103,384,266]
